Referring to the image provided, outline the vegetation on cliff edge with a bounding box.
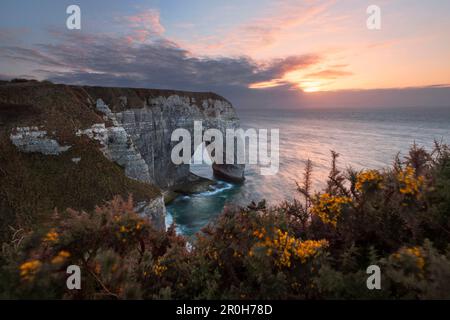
[1,142,450,299]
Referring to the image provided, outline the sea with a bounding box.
[166,106,450,236]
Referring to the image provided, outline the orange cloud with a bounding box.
[304,69,352,79]
[249,79,285,89]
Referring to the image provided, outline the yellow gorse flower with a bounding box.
[296,240,329,263]
[252,228,328,268]
[43,229,59,243]
[116,221,144,239]
[397,166,424,197]
[51,250,71,265]
[252,228,266,239]
[19,259,42,281]
[272,229,296,267]
[311,193,352,227]
[153,258,167,276]
[356,170,383,192]
[393,246,425,271]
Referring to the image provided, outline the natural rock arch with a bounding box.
[84,88,245,189]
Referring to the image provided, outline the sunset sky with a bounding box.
[1,0,450,108]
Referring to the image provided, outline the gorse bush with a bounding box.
[1,142,450,299]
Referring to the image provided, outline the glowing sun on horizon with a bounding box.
[299,81,322,93]
[249,76,327,93]
[284,70,326,92]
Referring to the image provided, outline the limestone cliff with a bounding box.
[78,86,244,187]
[0,80,244,232]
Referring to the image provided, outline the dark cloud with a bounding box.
[5,31,447,110]
[41,37,318,90]
[0,46,67,68]
[0,30,321,109]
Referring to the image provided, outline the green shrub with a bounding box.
[1,143,450,299]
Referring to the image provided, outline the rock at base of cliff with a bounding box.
[134,196,166,231]
[173,173,216,194]
[212,163,245,183]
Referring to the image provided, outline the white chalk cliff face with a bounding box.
[82,90,245,189]
[10,126,71,155]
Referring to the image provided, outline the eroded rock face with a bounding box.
[212,163,245,182]
[76,122,151,183]
[134,195,166,230]
[10,126,71,155]
[85,94,245,188]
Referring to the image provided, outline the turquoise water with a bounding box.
[166,106,450,236]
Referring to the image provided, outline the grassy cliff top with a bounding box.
[80,85,232,112]
[0,80,232,116]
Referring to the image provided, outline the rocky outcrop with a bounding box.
[81,88,245,188]
[10,126,71,155]
[134,195,166,230]
[76,122,151,183]
[212,163,246,183]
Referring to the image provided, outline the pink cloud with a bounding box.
[179,0,336,56]
[121,9,165,44]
